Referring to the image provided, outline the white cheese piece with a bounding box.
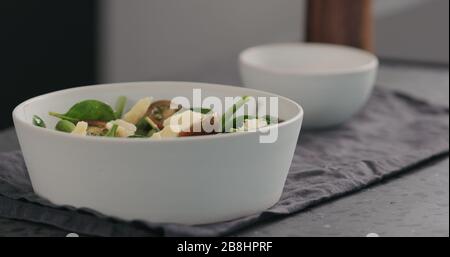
[234,118,268,132]
[106,119,137,137]
[152,110,203,139]
[151,125,181,139]
[163,110,203,132]
[71,121,88,136]
[123,97,152,124]
[151,132,162,139]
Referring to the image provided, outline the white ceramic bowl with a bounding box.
[240,43,378,129]
[13,81,303,225]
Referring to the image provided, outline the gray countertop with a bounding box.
[0,62,448,237]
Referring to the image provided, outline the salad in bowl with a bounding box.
[32,95,277,139]
[13,81,303,225]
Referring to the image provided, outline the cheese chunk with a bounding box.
[151,132,162,139]
[123,97,152,124]
[71,121,88,136]
[233,118,268,132]
[106,119,137,138]
[151,125,180,139]
[152,110,203,139]
[163,110,203,132]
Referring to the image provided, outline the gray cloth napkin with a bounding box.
[0,88,449,237]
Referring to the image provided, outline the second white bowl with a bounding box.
[240,43,378,129]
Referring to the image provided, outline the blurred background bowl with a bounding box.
[240,43,379,129]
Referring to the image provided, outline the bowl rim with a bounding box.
[239,42,379,76]
[13,81,303,143]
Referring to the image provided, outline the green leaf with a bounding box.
[135,117,151,136]
[135,117,160,136]
[50,100,116,123]
[48,112,79,123]
[32,115,46,128]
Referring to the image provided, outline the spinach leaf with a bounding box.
[48,112,79,123]
[135,117,151,136]
[49,100,116,123]
[134,116,160,136]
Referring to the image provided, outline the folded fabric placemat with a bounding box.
[0,88,449,237]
